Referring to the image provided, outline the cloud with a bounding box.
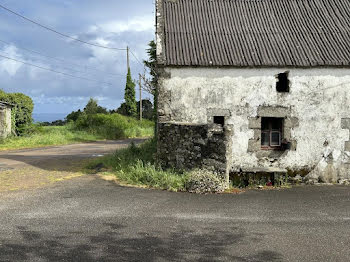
[0,0,154,116]
[0,45,23,76]
[97,15,154,34]
[0,44,53,80]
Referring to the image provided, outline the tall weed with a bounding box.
[87,139,188,192]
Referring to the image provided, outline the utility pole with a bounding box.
[126,46,130,70]
[139,74,142,121]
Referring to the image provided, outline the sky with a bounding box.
[0,0,155,115]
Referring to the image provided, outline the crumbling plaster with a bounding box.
[0,107,11,138]
[158,67,350,181]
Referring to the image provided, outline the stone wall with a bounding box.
[157,67,350,183]
[157,122,233,184]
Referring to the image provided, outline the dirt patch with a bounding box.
[0,162,87,193]
[0,139,144,193]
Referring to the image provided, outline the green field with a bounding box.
[0,125,101,151]
[0,114,154,151]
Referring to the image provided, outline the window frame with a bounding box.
[261,118,283,150]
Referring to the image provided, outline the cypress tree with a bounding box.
[124,68,137,117]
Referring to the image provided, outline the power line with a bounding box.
[0,38,126,77]
[0,53,115,86]
[0,3,126,51]
[0,49,125,80]
[130,48,158,77]
[130,50,144,68]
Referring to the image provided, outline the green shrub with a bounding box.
[186,169,225,194]
[74,113,154,139]
[66,109,83,122]
[0,90,34,135]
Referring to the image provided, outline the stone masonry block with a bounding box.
[290,117,299,128]
[283,128,292,140]
[290,140,297,151]
[284,117,299,129]
[207,108,231,117]
[345,141,350,152]
[248,139,260,153]
[258,106,290,118]
[253,129,261,140]
[248,117,260,129]
[341,118,350,130]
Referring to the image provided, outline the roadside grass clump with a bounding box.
[74,113,154,140]
[118,161,187,191]
[87,139,188,192]
[0,124,103,151]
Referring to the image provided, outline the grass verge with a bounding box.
[86,139,189,192]
[0,125,104,151]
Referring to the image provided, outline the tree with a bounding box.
[143,41,158,133]
[66,109,83,122]
[116,99,154,120]
[115,102,127,116]
[84,98,107,115]
[137,99,154,120]
[143,40,158,96]
[124,68,137,117]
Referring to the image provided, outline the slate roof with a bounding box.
[161,0,350,67]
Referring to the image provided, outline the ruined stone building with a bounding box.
[156,0,350,185]
[0,101,13,138]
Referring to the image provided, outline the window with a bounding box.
[261,117,283,149]
[213,116,225,126]
[276,72,290,92]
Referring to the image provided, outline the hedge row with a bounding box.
[0,90,34,135]
[73,113,154,140]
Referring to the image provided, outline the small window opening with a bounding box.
[213,116,225,126]
[276,72,290,93]
[261,117,283,149]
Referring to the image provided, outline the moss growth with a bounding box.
[286,167,313,178]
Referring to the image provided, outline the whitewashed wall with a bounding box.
[158,67,350,182]
[0,107,12,138]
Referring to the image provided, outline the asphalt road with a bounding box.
[0,139,145,192]
[0,139,146,171]
[0,174,350,261]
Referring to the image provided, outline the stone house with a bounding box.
[0,101,13,138]
[155,0,350,185]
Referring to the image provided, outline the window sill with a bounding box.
[261,146,284,151]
